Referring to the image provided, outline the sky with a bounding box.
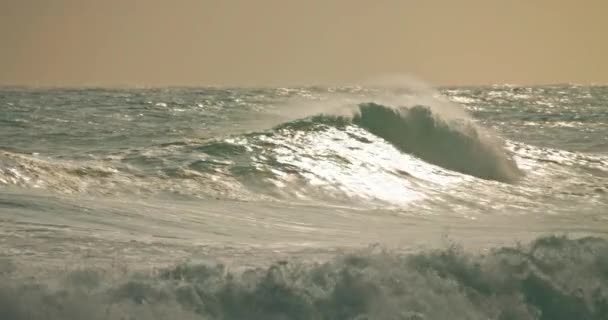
[1,0,607,87]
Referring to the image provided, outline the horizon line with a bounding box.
[1,81,607,90]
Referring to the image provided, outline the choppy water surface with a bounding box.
[0,85,607,319]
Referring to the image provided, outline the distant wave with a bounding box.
[1,235,607,320]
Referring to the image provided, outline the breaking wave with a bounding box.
[1,236,607,320]
[334,102,521,182]
[0,100,529,206]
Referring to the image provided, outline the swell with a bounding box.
[0,149,265,201]
[1,236,607,320]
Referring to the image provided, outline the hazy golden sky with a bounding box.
[1,0,607,86]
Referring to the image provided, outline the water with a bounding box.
[0,84,607,319]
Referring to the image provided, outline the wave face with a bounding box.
[2,236,607,320]
[352,103,521,182]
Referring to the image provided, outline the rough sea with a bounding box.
[1,84,607,319]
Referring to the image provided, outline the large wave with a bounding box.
[0,101,528,205]
[1,236,607,320]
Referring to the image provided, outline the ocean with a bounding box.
[0,84,607,319]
